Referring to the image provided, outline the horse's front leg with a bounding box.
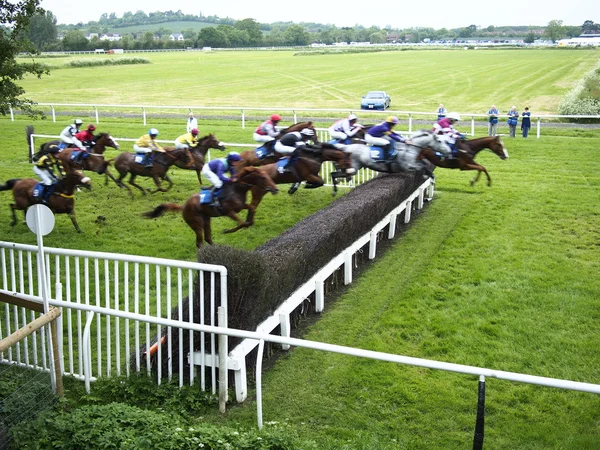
[68,211,83,233]
[222,207,252,234]
[462,163,490,186]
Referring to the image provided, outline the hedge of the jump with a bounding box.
[144,169,429,379]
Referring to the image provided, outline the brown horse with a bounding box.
[0,171,92,232]
[238,143,355,228]
[237,121,319,170]
[416,136,509,186]
[56,133,120,182]
[141,167,279,248]
[168,134,226,183]
[112,146,192,197]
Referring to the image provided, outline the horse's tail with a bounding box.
[141,203,182,219]
[0,179,20,192]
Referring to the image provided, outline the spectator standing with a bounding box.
[487,105,499,136]
[187,112,198,133]
[436,103,447,120]
[507,106,519,138]
[521,107,531,138]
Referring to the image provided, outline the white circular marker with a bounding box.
[26,204,55,236]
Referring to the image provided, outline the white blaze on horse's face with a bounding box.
[501,141,509,158]
[109,136,120,149]
[81,177,92,185]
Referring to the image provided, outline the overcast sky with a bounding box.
[40,0,595,29]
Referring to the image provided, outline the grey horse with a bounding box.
[341,131,444,178]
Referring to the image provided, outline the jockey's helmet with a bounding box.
[191,128,199,136]
[446,112,461,121]
[74,119,83,126]
[348,113,358,121]
[87,124,96,131]
[386,116,399,124]
[227,152,241,162]
[300,128,315,137]
[270,114,281,122]
[149,128,159,136]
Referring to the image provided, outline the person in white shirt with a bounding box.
[187,112,198,133]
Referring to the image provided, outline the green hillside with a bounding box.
[106,21,217,34]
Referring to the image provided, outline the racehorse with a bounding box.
[416,135,508,186]
[141,167,279,248]
[237,121,319,170]
[111,146,192,197]
[168,134,226,183]
[342,135,435,178]
[27,126,120,185]
[0,171,92,233]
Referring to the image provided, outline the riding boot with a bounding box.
[144,153,154,169]
[210,187,221,208]
[382,143,392,161]
[41,185,51,204]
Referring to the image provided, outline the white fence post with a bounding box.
[51,106,56,122]
[408,113,413,133]
[142,107,147,126]
[9,105,14,121]
[471,116,475,136]
[218,306,228,413]
[94,106,99,124]
[537,117,541,138]
[241,109,245,129]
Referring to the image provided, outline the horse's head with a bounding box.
[62,170,92,191]
[237,167,279,195]
[321,144,356,175]
[198,134,226,151]
[489,136,509,160]
[95,132,120,150]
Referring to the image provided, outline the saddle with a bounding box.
[368,146,398,162]
[254,140,277,160]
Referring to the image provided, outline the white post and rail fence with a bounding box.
[10,102,600,139]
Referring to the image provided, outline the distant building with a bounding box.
[558,34,600,47]
[99,33,121,42]
[170,33,185,41]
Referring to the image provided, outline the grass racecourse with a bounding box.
[2,49,600,448]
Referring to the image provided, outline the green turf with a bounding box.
[18,48,599,115]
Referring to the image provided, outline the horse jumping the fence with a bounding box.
[416,135,508,186]
[141,167,279,248]
[112,147,192,197]
[0,171,92,232]
[256,143,355,200]
[238,121,319,170]
[169,134,226,183]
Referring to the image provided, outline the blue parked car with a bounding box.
[360,91,391,110]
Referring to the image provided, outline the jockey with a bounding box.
[33,147,66,204]
[253,114,281,143]
[365,116,407,160]
[275,128,316,171]
[432,112,465,157]
[59,119,86,152]
[134,128,164,168]
[328,113,362,142]
[72,124,96,163]
[201,152,242,206]
[174,128,200,150]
